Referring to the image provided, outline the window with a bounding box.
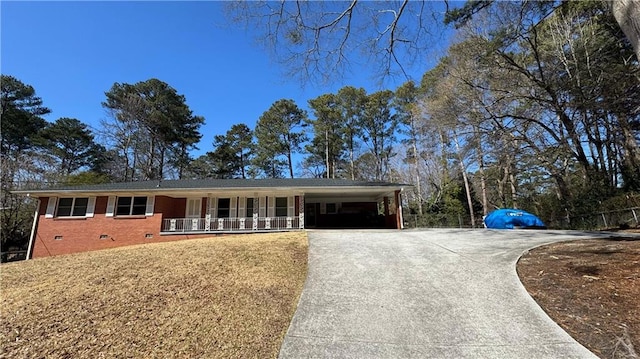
[186,198,201,218]
[217,198,230,218]
[275,197,288,217]
[116,196,147,216]
[326,203,337,214]
[246,198,254,217]
[56,198,89,217]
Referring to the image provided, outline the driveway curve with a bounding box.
[278,229,621,358]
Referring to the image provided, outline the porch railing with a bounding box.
[161,216,301,233]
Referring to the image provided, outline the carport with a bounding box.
[303,187,405,229]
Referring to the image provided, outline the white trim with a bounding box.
[287,196,294,217]
[145,196,155,216]
[230,197,237,218]
[267,196,275,218]
[45,197,57,218]
[106,196,116,217]
[259,197,266,217]
[86,197,96,217]
[398,191,404,229]
[27,199,41,260]
[210,196,217,217]
[238,197,246,218]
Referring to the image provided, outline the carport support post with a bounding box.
[395,190,404,229]
[26,198,41,260]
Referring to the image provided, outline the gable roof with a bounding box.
[14,178,409,198]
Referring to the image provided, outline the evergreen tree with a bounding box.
[102,78,204,181]
[0,75,50,253]
[307,93,345,178]
[360,90,398,181]
[38,117,104,176]
[254,99,308,178]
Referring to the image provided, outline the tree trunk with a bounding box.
[618,113,640,188]
[147,136,156,180]
[240,152,246,179]
[287,146,294,179]
[509,169,518,209]
[476,131,489,216]
[158,147,165,180]
[349,137,355,180]
[612,0,640,61]
[454,134,476,227]
[325,129,330,178]
[412,138,423,215]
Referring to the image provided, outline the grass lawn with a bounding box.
[0,232,308,359]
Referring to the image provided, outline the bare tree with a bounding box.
[225,1,441,84]
[227,1,639,86]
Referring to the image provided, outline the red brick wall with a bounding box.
[32,196,218,258]
[156,196,185,218]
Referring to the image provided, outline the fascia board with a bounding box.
[14,185,407,198]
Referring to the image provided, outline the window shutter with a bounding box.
[267,196,275,217]
[106,196,116,217]
[288,196,295,217]
[145,196,155,216]
[45,197,57,218]
[86,197,96,217]
[238,197,245,218]
[210,197,217,218]
[259,197,266,217]
[230,197,237,218]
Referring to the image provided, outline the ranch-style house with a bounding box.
[15,178,408,258]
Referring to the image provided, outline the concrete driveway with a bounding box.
[278,229,629,358]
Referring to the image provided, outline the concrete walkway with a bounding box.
[278,229,632,358]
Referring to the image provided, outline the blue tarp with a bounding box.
[483,209,546,229]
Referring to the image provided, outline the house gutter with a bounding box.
[14,185,409,199]
[26,197,40,260]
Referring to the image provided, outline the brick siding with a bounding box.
[32,196,218,258]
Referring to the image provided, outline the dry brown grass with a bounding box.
[518,238,640,359]
[0,232,308,359]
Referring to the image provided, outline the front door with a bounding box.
[186,198,202,218]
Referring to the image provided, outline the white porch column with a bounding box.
[252,195,259,230]
[205,196,211,231]
[298,195,305,229]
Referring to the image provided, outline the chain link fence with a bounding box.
[403,207,640,231]
[547,207,640,230]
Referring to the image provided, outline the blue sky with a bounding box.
[2,1,452,158]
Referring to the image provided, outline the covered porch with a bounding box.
[159,187,404,234]
[162,216,301,233]
[158,193,304,234]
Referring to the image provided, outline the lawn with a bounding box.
[0,232,308,359]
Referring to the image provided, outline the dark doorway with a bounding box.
[305,203,318,227]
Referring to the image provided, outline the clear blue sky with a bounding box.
[2,1,451,158]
